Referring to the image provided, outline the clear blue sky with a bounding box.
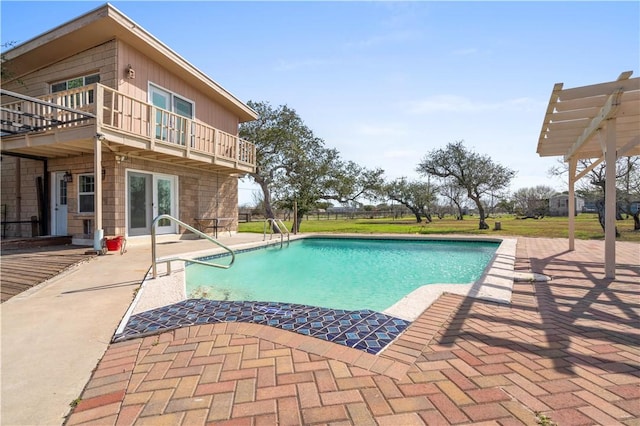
[2,1,638,206]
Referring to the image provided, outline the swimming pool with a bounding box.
[186,237,499,312]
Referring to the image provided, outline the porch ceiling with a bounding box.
[1,131,252,174]
[536,71,640,162]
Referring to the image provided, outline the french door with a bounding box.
[127,171,177,236]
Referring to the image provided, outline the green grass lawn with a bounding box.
[238,214,640,242]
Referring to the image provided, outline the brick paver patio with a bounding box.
[66,238,639,425]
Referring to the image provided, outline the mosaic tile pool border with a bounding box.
[113,299,411,355]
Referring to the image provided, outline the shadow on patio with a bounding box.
[432,237,639,423]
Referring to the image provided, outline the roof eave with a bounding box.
[2,3,257,122]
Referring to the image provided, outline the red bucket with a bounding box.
[105,236,123,251]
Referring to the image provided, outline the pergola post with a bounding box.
[604,120,617,279]
[537,72,638,281]
[568,158,577,251]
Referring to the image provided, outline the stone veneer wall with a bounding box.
[46,154,238,240]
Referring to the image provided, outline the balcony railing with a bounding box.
[1,83,256,168]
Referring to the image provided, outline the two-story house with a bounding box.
[1,3,257,245]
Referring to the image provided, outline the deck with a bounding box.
[0,84,256,174]
[0,244,95,302]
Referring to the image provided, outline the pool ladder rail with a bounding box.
[263,218,290,248]
[151,214,235,279]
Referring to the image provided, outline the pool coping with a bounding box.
[114,234,517,370]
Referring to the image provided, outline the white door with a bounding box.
[127,171,177,236]
[52,172,68,235]
[153,175,176,234]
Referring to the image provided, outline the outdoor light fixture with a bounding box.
[63,171,73,183]
[126,64,135,79]
[102,168,106,180]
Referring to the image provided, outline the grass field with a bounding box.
[238,213,640,242]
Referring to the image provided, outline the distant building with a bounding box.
[549,194,584,216]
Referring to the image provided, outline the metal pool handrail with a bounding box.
[263,218,290,248]
[151,214,235,278]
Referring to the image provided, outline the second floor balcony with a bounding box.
[0,84,256,174]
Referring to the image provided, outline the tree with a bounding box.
[276,146,384,232]
[383,178,436,223]
[1,41,24,86]
[512,185,555,218]
[619,156,640,230]
[239,101,384,232]
[440,178,466,220]
[417,140,516,229]
[239,101,316,221]
[549,156,640,232]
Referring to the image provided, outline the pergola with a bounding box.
[537,71,640,279]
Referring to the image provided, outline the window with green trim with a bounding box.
[51,74,100,104]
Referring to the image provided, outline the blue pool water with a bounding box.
[186,237,499,312]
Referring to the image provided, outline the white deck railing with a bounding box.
[1,83,256,167]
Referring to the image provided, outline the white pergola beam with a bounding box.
[617,135,640,158]
[564,89,623,161]
[536,83,563,152]
[574,157,603,181]
[557,73,636,101]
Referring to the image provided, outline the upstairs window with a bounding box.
[149,83,195,145]
[51,74,100,105]
[149,83,194,119]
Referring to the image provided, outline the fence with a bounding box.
[238,210,408,223]
[1,214,40,238]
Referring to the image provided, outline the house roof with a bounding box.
[536,71,640,161]
[1,3,258,122]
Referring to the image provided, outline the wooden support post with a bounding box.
[604,120,617,279]
[94,133,104,250]
[568,158,577,251]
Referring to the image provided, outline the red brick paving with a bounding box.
[65,238,640,425]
